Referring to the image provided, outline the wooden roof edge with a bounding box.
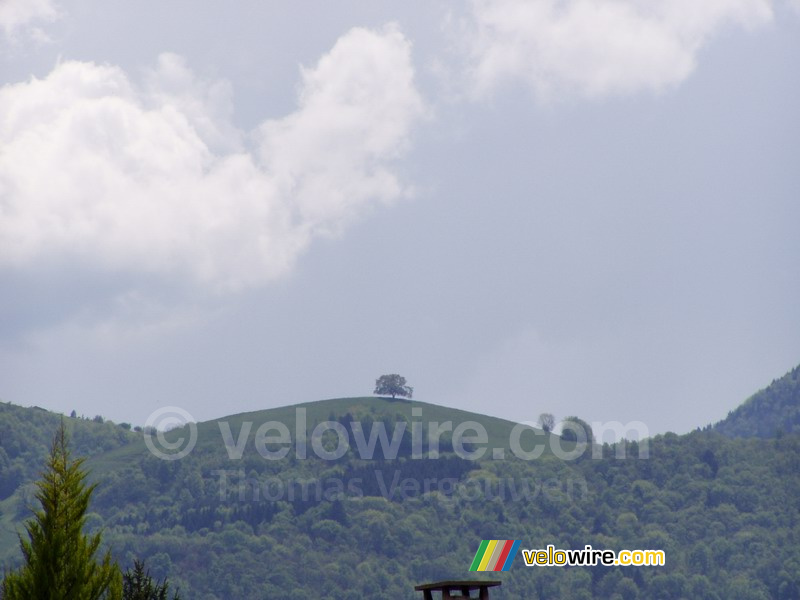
[414,580,502,591]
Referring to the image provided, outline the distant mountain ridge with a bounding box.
[1,366,799,598]
[712,364,800,438]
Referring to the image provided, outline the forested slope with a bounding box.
[713,364,800,438]
[1,373,799,598]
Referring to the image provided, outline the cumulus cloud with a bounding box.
[0,25,424,292]
[459,0,774,99]
[0,0,58,40]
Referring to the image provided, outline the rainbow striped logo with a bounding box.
[469,540,520,572]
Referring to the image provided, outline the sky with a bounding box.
[1,0,799,436]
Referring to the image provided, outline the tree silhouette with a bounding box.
[539,413,555,434]
[374,374,413,399]
[123,560,181,600]
[1,421,122,599]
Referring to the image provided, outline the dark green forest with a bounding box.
[1,365,799,599]
[713,364,800,438]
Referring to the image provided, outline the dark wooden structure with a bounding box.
[414,580,501,599]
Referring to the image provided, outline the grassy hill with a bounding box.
[1,380,799,598]
[2,396,553,567]
[92,395,552,472]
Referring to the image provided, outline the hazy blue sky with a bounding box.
[1,0,798,435]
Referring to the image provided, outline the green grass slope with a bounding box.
[90,395,554,477]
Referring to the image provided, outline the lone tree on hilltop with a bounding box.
[374,374,413,399]
[2,420,122,599]
[539,413,555,434]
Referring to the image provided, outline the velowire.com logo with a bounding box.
[469,540,520,572]
[469,541,666,571]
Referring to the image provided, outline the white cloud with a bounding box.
[459,0,774,99]
[0,25,424,292]
[0,0,58,40]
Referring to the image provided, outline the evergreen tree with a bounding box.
[2,421,122,600]
[122,560,181,600]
